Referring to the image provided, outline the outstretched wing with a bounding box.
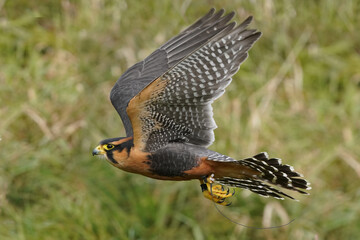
[126,13,261,152]
[111,8,238,137]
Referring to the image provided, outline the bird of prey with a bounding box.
[93,8,311,205]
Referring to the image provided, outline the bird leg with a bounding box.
[200,174,234,206]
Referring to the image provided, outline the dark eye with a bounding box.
[104,144,114,150]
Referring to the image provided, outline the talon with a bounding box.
[216,198,231,206]
[200,177,235,205]
[200,183,207,192]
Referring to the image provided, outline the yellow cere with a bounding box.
[95,145,106,155]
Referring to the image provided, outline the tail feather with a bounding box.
[215,152,311,200]
[216,177,296,200]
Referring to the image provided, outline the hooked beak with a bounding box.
[92,145,106,156]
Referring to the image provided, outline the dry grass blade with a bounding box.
[24,108,54,140]
[338,148,360,178]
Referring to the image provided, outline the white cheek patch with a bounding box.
[96,154,107,160]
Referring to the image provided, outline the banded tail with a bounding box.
[215,152,311,200]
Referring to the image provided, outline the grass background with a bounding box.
[1,0,359,239]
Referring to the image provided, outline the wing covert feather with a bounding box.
[110,9,238,137]
[125,13,261,152]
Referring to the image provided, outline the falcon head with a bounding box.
[92,137,134,164]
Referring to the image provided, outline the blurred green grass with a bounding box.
[1,0,359,239]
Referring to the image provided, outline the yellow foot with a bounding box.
[200,174,235,206]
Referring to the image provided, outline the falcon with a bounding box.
[92,8,311,205]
